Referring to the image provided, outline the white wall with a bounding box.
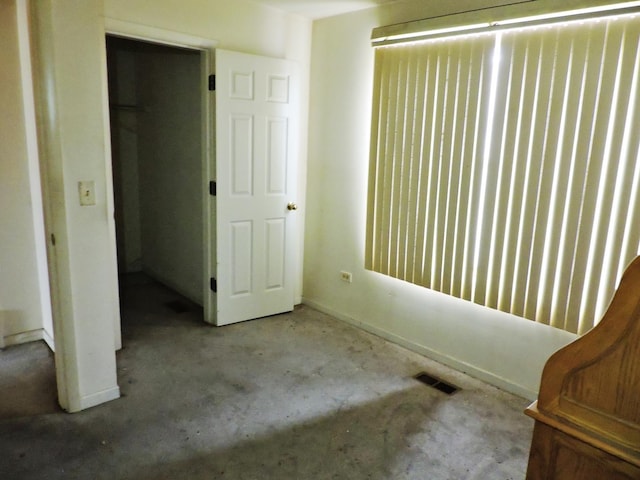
[304,0,585,400]
[0,0,52,348]
[30,0,121,411]
[137,45,203,304]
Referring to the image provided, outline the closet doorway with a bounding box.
[106,36,205,313]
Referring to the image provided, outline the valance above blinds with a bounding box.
[371,1,640,46]
[365,10,640,334]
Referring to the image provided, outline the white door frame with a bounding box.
[103,19,219,333]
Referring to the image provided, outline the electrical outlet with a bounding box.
[340,271,352,283]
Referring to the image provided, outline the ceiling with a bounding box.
[250,0,402,19]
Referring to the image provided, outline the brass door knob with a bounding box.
[287,202,298,211]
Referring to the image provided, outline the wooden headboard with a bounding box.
[525,256,640,479]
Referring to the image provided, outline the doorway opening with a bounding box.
[105,35,206,325]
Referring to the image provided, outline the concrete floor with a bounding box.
[0,275,534,479]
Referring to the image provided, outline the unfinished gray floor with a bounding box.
[0,276,534,479]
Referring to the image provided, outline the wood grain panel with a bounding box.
[525,256,640,478]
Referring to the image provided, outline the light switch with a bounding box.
[78,181,96,206]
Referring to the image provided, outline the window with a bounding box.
[365,8,640,334]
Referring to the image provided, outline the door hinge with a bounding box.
[210,277,217,292]
[208,74,215,91]
[209,180,216,196]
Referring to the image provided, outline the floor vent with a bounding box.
[414,372,459,395]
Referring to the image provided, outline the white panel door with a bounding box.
[213,49,298,326]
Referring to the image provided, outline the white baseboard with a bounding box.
[70,386,121,413]
[1,328,55,353]
[302,297,537,401]
[2,328,44,348]
[142,267,203,306]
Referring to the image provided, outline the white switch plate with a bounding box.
[78,180,96,206]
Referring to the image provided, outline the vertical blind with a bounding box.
[365,13,640,334]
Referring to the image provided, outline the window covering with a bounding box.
[365,12,640,334]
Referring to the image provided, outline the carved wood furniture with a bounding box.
[525,256,640,480]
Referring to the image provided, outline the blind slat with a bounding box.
[394,49,414,279]
[598,27,640,318]
[558,23,605,333]
[450,41,481,297]
[496,33,529,313]
[461,38,493,301]
[403,50,426,283]
[365,49,385,270]
[412,49,437,285]
[377,49,400,274]
[536,32,579,328]
[440,47,459,289]
[576,22,626,333]
[524,29,567,323]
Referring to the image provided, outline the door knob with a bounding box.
[287,202,298,211]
